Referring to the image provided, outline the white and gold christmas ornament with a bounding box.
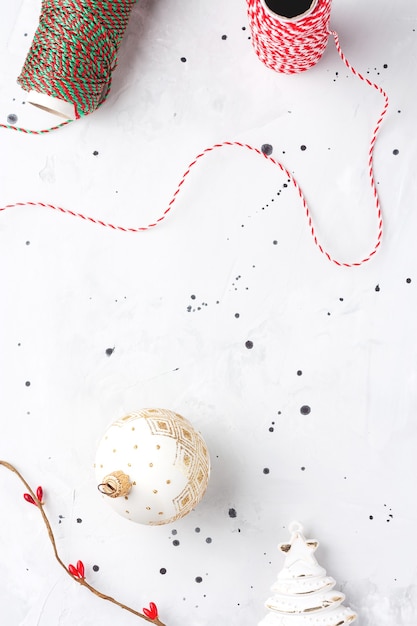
[95,408,210,525]
[259,522,357,626]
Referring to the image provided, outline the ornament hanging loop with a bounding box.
[289,520,304,533]
[98,471,132,498]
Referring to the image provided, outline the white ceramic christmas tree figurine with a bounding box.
[259,522,357,626]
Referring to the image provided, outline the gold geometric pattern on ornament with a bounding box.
[113,409,210,519]
[114,413,140,427]
[148,459,209,527]
[143,409,189,439]
[143,409,210,519]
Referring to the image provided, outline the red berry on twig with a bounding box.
[36,486,44,502]
[23,493,36,505]
[143,601,158,620]
[69,561,85,579]
[69,563,81,578]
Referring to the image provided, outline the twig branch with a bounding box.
[0,460,166,626]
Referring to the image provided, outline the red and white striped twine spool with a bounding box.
[243,0,389,266]
[247,0,332,74]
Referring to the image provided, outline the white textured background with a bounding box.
[0,0,416,624]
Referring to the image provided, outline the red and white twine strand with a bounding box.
[0,0,389,267]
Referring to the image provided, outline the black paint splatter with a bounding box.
[245,340,254,349]
[160,568,167,574]
[25,381,31,387]
[393,149,399,155]
[93,150,99,156]
[93,565,100,572]
[173,539,180,546]
[406,278,412,283]
[300,405,311,415]
[228,508,237,518]
[76,518,82,524]
[297,370,302,376]
[221,34,227,40]
[261,144,273,156]
[195,576,203,583]
[263,467,270,474]
[105,347,115,356]
[205,537,212,543]
[300,145,307,151]
[180,57,187,63]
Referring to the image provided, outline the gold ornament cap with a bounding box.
[98,470,132,498]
